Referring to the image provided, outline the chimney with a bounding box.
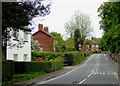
[44,26,49,33]
[38,24,43,31]
[91,37,94,41]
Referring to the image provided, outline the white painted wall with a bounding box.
[6,28,31,61]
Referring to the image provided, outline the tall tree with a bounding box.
[98,2,120,54]
[74,29,83,51]
[65,10,93,38]
[2,1,51,59]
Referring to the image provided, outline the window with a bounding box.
[92,45,94,47]
[40,48,43,51]
[23,54,27,61]
[13,54,18,61]
[24,32,28,41]
[96,45,98,47]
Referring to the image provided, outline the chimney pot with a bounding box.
[44,26,49,33]
[38,24,43,31]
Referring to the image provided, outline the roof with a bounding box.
[32,30,53,37]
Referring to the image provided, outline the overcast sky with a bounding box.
[31,0,108,40]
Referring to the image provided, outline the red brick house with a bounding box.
[90,37,99,51]
[32,24,53,52]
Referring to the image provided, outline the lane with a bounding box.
[35,54,118,85]
[82,54,117,84]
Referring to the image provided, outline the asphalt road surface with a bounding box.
[34,54,118,85]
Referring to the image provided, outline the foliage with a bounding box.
[2,60,14,82]
[64,10,93,38]
[2,1,51,60]
[65,37,74,48]
[14,59,63,74]
[32,51,61,60]
[98,2,120,54]
[64,51,88,66]
[2,2,51,30]
[94,37,101,44]
[66,47,75,51]
[74,29,82,50]
[50,32,64,43]
[84,39,92,48]
[34,57,48,61]
[50,32,66,52]
[2,71,46,85]
[31,36,40,51]
[55,43,66,52]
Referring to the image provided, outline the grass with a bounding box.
[2,71,46,85]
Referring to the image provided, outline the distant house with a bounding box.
[32,24,53,52]
[7,27,31,61]
[91,37,99,51]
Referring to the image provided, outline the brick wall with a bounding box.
[33,31,53,52]
[91,44,99,51]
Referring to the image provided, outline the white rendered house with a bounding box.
[6,27,31,61]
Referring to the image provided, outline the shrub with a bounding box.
[66,47,75,51]
[64,51,86,66]
[14,59,63,74]
[32,51,62,60]
[2,60,14,82]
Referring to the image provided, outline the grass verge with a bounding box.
[2,71,46,85]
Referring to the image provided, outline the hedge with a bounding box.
[14,59,63,74]
[32,51,62,60]
[64,51,87,66]
[2,60,14,82]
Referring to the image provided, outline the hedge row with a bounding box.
[64,51,88,66]
[32,51,62,60]
[14,59,63,74]
[2,59,63,82]
[64,50,102,66]
[63,50,101,65]
[2,60,14,81]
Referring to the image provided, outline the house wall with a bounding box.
[32,31,53,52]
[7,29,31,61]
[91,44,99,51]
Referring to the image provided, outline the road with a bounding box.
[34,54,118,85]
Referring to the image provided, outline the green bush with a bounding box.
[32,51,61,60]
[14,59,63,74]
[66,47,75,51]
[64,51,86,66]
[2,60,14,82]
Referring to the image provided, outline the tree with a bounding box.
[84,39,92,48]
[50,32,66,52]
[65,10,93,38]
[2,1,51,59]
[74,29,80,51]
[31,37,40,51]
[98,2,120,54]
[65,37,74,48]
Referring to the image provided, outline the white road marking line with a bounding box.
[79,79,86,84]
[37,54,94,84]
[111,73,113,74]
[108,73,110,74]
[114,72,120,83]
[88,74,92,77]
[100,73,101,74]
[96,72,99,74]
[106,58,107,61]
[103,73,105,74]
